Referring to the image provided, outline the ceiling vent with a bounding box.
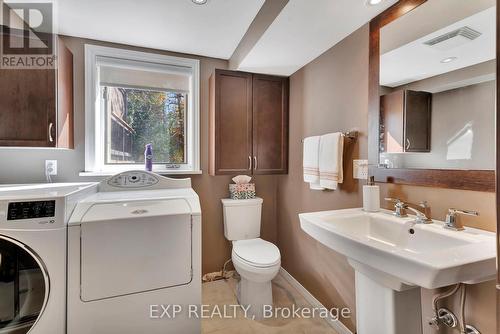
[423,26,481,51]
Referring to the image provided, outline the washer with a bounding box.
[67,171,201,334]
[0,183,97,334]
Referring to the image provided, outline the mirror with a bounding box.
[378,0,496,170]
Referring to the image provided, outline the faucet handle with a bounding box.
[447,208,479,217]
[445,208,479,231]
[385,197,404,205]
[419,200,430,208]
[384,198,408,217]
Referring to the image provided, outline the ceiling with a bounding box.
[380,1,496,87]
[22,0,407,76]
[55,0,265,59]
[237,0,398,76]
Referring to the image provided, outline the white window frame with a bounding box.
[83,44,201,175]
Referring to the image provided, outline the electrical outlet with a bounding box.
[353,159,368,180]
[45,160,58,176]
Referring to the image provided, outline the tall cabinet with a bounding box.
[209,69,289,175]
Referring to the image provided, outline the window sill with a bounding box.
[79,170,203,177]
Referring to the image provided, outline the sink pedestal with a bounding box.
[350,260,422,334]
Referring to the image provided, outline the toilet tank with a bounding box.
[221,197,263,241]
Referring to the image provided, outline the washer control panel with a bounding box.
[7,200,56,220]
[106,171,160,188]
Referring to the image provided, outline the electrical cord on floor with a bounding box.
[221,258,232,280]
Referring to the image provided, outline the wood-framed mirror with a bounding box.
[368,0,496,192]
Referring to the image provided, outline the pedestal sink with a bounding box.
[299,208,496,334]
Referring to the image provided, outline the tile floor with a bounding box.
[201,273,339,334]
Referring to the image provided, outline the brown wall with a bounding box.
[0,35,279,276]
[277,25,370,331]
[278,24,497,333]
[0,25,494,334]
[60,36,280,276]
[61,36,279,276]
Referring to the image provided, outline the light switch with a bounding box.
[353,159,368,180]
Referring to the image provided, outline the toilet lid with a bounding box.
[232,238,280,267]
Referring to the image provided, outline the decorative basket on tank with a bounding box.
[228,175,255,199]
[229,183,256,199]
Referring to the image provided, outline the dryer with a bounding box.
[0,183,97,334]
[67,171,201,334]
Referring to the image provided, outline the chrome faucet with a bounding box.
[385,198,432,224]
[444,208,479,231]
[407,201,433,224]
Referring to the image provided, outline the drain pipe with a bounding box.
[430,283,461,328]
[430,283,481,334]
[458,284,466,334]
[432,283,461,318]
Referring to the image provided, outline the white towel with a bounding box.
[303,136,324,190]
[319,132,344,190]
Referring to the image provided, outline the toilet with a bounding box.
[221,197,281,319]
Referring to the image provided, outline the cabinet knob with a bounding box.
[248,156,252,170]
[405,138,411,150]
[254,156,258,170]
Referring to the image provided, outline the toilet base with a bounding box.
[237,277,273,320]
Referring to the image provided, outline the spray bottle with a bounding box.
[144,143,153,172]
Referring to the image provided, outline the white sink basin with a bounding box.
[299,208,496,289]
[299,208,496,334]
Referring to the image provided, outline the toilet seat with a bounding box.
[232,238,280,268]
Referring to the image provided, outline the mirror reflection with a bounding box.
[379,0,496,170]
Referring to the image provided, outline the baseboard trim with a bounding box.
[279,267,354,334]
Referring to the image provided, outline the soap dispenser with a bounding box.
[363,176,380,212]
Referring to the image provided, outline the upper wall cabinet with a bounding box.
[0,36,73,148]
[380,90,431,154]
[209,69,289,175]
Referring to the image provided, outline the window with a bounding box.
[84,45,200,174]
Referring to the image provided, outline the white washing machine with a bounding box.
[0,183,97,334]
[67,171,201,334]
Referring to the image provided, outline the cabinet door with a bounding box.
[209,70,253,175]
[404,90,431,152]
[56,36,74,149]
[252,74,288,174]
[380,90,404,153]
[0,68,56,147]
[0,35,72,148]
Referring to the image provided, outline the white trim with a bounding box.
[84,44,200,174]
[279,267,354,334]
[79,170,202,177]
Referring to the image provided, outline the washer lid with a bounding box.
[69,188,201,225]
[233,238,280,267]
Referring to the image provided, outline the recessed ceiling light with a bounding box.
[192,0,207,4]
[366,0,384,6]
[440,57,457,64]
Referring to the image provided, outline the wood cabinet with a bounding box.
[209,69,288,175]
[0,36,73,148]
[380,90,431,153]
